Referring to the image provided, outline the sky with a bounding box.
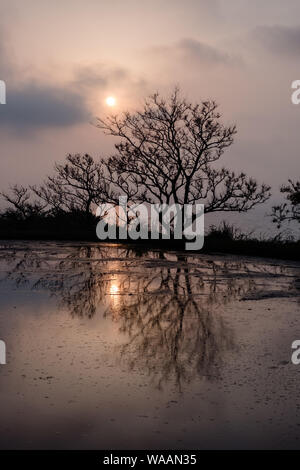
[0,0,300,235]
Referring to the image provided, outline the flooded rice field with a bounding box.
[0,241,300,449]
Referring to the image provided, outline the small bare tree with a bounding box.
[272,179,300,228]
[32,154,106,216]
[1,185,45,219]
[97,89,271,215]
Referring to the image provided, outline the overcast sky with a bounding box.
[0,0,300,234]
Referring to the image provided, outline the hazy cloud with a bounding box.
[148,38,241,68]
[73,64,129,90]
[0,30,14,80]
[0,82,89,131]
[252,25,300,57]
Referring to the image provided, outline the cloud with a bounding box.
[0,27,90,132]
[72,63,148,101]
[148,38,241,67]
[0,31,14,80]
[0,82,90,131]
[177,38,233,64]
[73,64,129,90]
[252,25,300,57]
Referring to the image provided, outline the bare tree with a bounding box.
[0,184,45,219]
[32,154,106,216]
[97,89,271,214]
[272,179,300,228]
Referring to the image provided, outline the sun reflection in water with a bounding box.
[109,279,121,313]
[110,283,120,295]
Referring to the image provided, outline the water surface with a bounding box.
[0,241,300,449]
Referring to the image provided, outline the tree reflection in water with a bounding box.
[0,242,291,390]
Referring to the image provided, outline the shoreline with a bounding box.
[0,234,299,262]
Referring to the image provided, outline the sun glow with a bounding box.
[106,96,116,107]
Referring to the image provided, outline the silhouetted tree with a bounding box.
[0,184,45,219]
[32,154,105,216]
[272,179,300,228]
[97,88,271,213]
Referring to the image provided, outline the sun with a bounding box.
[106,96,116,107]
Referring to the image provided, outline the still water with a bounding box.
[0,241,300,449]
